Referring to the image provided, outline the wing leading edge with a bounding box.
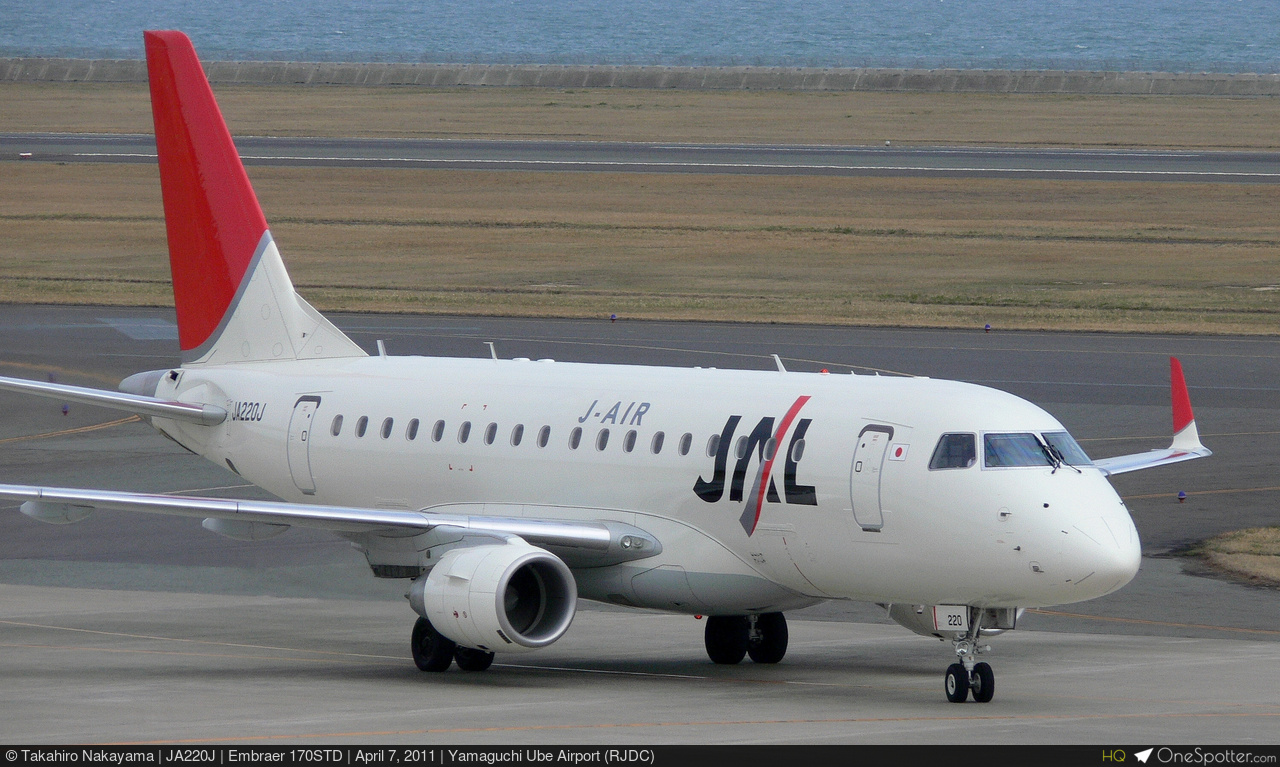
[1093,357,1212,476]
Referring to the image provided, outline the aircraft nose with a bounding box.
[1071,505,1142,598]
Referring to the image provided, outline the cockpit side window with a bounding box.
[1042,430,1093,466]
[929,433,976,470]
[984,432,1054,468]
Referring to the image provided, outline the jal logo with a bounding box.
[694,395,816,536]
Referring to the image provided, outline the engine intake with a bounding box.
[409,542,577,653]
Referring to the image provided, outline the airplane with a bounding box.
[0,30,1211,703]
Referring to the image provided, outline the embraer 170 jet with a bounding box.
[0,31,1211,703]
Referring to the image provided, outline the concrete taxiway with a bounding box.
[0,305,1277,744]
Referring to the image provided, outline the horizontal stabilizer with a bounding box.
[0,374,226,426]
[1094,357,1211,476]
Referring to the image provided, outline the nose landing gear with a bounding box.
[944,609,995,702]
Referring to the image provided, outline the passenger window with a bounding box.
[596,428,610,451]
[707,434,720,458]
[511,424,524,446]
[432,420,445,442]
[763,438,777,461]
[735,435,748,460]
[790,439,805,463]
[623,430,637,453]
[458,421,472,444]
[569,427,582,449]
[679,432,693,456]
[356,416,368,438]
[983,433,1052,468]
[651,431,665,454]
[406,418,419,441]
[538,425,551,448]
[381,417,394,439]
[929,433,976,470]
[484,422,497,445]
[330,415,343,436]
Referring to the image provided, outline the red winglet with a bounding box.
[145,30,268,353]
[1170,357,1194,435]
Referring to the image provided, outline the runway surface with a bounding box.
[6,132,1280,182]
[0,305,1277,744]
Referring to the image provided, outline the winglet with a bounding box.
[1169,356,1204,453]
[1092,356,1210,476]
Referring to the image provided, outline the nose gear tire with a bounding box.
[945,663,970,703]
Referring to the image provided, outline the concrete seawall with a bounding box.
[3,58,1279,95]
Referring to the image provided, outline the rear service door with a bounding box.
[287,395,321,495]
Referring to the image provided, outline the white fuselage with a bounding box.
[151,354,1142,614]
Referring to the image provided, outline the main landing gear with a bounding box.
[944,610,995,703]
[411,616,496,673]
[704,613,789,665]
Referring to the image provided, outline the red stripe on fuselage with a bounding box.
[747,395,811,535]
[145,31,268,352]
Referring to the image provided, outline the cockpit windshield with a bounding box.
[983,433,1053,467]
[982,431,1094,468]
[1042,430,1093,466]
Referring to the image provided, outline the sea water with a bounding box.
[1,0,1277,72]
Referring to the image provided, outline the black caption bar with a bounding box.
[2,746,1279,767]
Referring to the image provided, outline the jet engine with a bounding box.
[409,541,577,653]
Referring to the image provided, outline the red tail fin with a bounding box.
[145,30,267,353]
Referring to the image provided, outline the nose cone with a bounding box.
[1061,480,1142,601]
[1080,512,1141,597]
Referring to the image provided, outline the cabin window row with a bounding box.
[328,414,725,457]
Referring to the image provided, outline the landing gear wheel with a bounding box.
[970,661,995,703]
[411,616,456,672]
[454,646,496,672]
[944,663,970,703]
[747,612,788,664]
[704,616,750,665]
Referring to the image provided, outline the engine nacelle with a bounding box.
[409,542,577,653]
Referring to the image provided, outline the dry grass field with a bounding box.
[3,82,1280,331]
[1189,527,1280,587]
[7,82,1280,147]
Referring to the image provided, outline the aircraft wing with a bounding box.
[1092,357,1212,476]
[0,483,660,560]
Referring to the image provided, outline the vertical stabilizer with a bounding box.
[144,30,366,365]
